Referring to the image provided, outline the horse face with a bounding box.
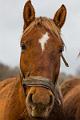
[20,25,63,81]
[20,1,66,119]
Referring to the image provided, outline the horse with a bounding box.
[0,77,27,120]
[61,78,80,97]
[61,55,80,120]
[61,78,80,120]
[0,0,67,120]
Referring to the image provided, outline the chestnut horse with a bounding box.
[61,78,80,97]
[0,1,68,120]
[62,78,80,120]
[61,54,80,120]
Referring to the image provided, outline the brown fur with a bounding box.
[23,0,35,30]
[61,78,80,97]
[62,79,80,120]
[0,1,67,120]
[53,5,67,29]
[20,0,66,84]
[0,77,65,120]
[20,1,67,119]
[63,84,80,120]
[0,77,27,120]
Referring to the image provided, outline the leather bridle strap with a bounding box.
[61,54,69,67]
[22,76,62,105]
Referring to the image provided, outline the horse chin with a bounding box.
[27,106,51,120]
[31,110,47,119]
[26,98,54,119]
[30,114,48,120]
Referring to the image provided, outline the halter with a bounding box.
[21,17,69,105]
[22,76,63,105]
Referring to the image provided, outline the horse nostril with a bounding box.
[48,95,54,106]
[28,93,33,104]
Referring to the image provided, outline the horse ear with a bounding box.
[78,52,80,58]
[53,5,67,29]
[23,0,35,30]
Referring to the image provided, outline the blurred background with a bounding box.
[0,0,80,81]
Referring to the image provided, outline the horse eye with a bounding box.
[59,47,64,53]
[21,43,26,52]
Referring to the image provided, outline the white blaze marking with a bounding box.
[39,32,49,52]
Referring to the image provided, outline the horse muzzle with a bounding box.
[22,76,63,118]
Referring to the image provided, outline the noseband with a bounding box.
[22,76,63,105]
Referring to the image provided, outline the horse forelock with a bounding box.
[22,17,61,39]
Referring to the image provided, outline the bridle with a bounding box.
[22,76,63,105]
[21,17,69,106]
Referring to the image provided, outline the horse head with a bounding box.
[20,0,67,119]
